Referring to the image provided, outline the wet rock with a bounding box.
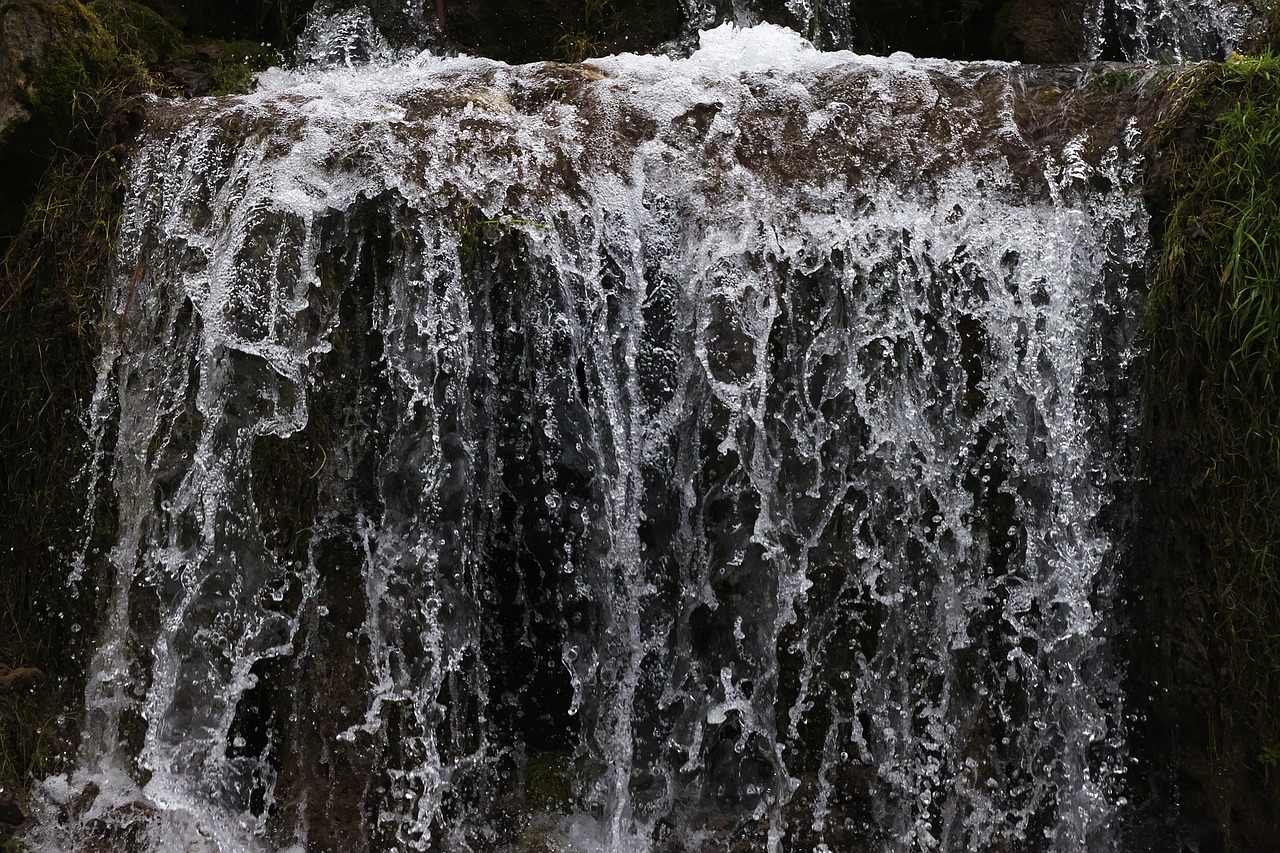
[166,63,215,97]
[80,800,159,851]
[67,780,101,818]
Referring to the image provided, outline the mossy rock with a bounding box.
[22,1,118,130]
[1137,50,1280,852]
[0,1,112,231]
[0,0,159,798]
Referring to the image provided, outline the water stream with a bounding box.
[25,6,1204,853]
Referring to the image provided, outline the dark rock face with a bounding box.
[1003,0,1090,62]
[773,0,1020,58]
[439,0,686,63]
[0,797,24,826]
[135,0,303,45]
[409,0,1093,63]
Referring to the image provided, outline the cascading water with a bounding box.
[28,11,1185,853]
[1085,0,1256,61]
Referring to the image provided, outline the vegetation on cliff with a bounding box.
[0,0,282,828]
[1141,19,1280,849]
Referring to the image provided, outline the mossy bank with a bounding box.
[1134,28,1280,850]
[0,0,283,831]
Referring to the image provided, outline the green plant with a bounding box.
[554,30,603,63]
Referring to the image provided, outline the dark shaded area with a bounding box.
[460,212,584,758]
[1127,53,1280,853]
[442,0,685,62]
[126,0,308,47]
[433,0,1090,63]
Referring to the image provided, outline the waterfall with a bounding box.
[27,13,1183,853]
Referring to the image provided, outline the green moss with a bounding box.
[202,39,279,95]
[1090,66,1143,94]
[1146,47,1280,850]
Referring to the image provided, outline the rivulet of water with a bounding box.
[30,21,1171,853]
